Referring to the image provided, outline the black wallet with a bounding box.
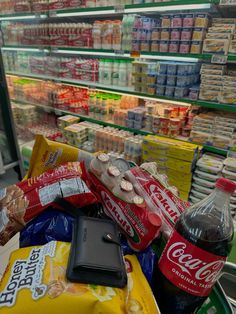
[66,216,127,288]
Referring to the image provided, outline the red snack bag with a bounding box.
[125,167,190,238]
[0,162,97,246]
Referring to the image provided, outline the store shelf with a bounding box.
[0,12,47,21]
[11,98,228,157]
[7,71,236,112]
[1,46,204,61]
[3,45,236,64]
[0,0,217,20]
[2,46,49,53]
[55,0,216,17]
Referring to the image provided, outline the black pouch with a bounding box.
[58,197,127,288]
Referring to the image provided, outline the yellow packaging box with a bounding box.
[179,190,190,201]
[142,135,201,162]
[142,152,194,174]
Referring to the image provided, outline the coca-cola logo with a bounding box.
[101,191,135,238]
[149,184,180,224]
[166,242,225,283]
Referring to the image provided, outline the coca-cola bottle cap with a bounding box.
[216,178,236,194]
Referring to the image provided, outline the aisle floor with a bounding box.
[0,168,19,188]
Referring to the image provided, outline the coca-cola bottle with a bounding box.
[152,178,236,314]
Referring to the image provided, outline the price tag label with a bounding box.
[220,0,236,5]
[114,50,125,56]
[211,54,228,64]
[114,4,125,13]
[130,51,141,58]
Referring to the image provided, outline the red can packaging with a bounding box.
[124,166,190,238]
[85,168,162,251]
[0,162,97,246]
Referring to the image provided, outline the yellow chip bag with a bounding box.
[0,242,159,314]
[26,135,94,179]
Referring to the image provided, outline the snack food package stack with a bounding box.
[189,153,225,204]
[63,124,88,148]
[142,135,201,200]
[57,115,80,130]
[199,63,225,102]
[203,18,235,55]
[133,60,201,99]
[189,111,236,149]
[222,157,236,223]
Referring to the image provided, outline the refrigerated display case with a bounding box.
[1,1,236,172]
[0,51,23,177]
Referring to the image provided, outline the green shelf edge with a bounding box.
[55,0,218,15]
[3,45,236,65]
[11,98,228,157]
[6,71,236,113]
[0,0,219,19]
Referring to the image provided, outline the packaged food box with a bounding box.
[212,135,232,149]
[191,188,209,200]
[195,169,220,182]
[224,157,236,172]
[199,89,220,101]
[167,168,193,182]
[192,182,213,195]
[222,168,236,180]
[196,154,224,174]
[202,39,230,55]
[189,194,202,204]
[179,189,190,201]
[190,41,203,54]
[206,33,233,40]
[193,175,216,188]
[192,28,207,41]
[229,39,236,54]
[58,115,80,129]
[142,135,200,161]
[194,13,210,28]
[168,178,192,192]
[208,25,235,33]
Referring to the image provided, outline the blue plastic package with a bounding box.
[20,209,74,248]
[20,211,157,285]
[121,239,157,284]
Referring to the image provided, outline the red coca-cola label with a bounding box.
[159,231,226,297]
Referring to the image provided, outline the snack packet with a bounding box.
[0,241,160,314]
[0,162,97,246]
[26,135,94,179]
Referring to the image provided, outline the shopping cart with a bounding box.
[197,262,236,314]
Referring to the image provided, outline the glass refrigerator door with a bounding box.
[0,52,23,178]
